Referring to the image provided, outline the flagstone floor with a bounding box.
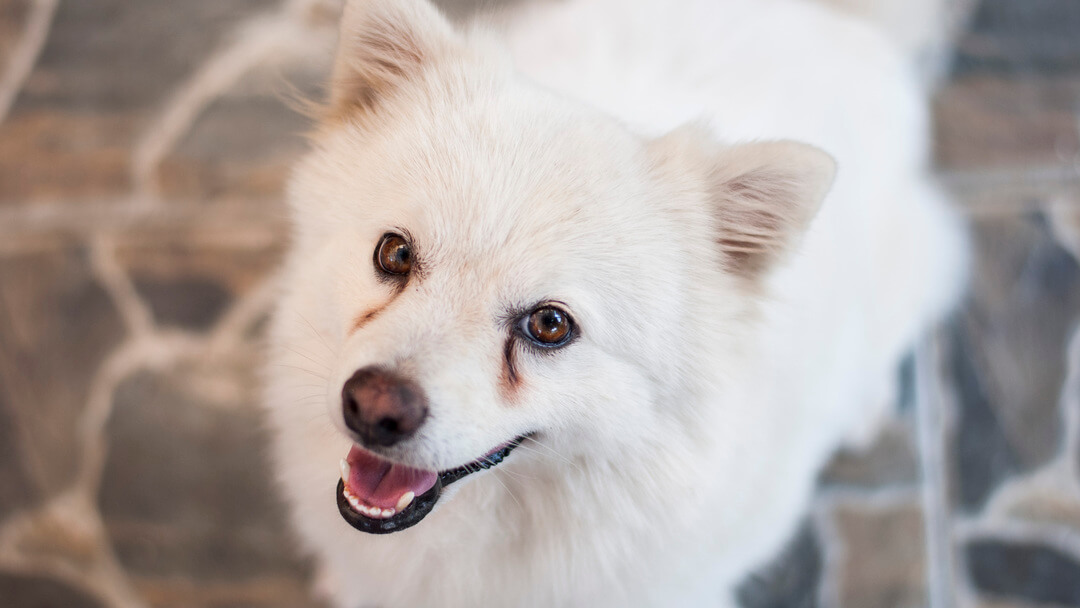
[1,0,1078,606]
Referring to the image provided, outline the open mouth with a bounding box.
[335,436,528,534]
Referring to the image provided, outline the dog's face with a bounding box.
[269,0,835,534]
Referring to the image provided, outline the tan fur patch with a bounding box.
[498,337,522,404]
[715,171,795,276]
[349,305,386,336]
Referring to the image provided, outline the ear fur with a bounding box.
[328,0,457,118]
[653,127,836,278]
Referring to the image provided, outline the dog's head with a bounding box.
[269,0,835,534]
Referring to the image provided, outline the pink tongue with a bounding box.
[345,446,438,510]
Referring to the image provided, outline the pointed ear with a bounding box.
[652,128,836,278]
[328,0,457,117]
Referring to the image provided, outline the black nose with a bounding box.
[341,367,428,447]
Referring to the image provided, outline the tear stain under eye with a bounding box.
[349,304,387,336]
[499,336,522,403]
[348,277,411,336]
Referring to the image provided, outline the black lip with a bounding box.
[336,436,527,534]
[336,476,440,534]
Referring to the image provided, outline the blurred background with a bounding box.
[0,0,1079,606]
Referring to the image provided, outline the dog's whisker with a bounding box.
[479,454,529,478]
[514,440,582,474]
[490,466,538,482]
[273,363,329,380]
[277,343,332,372]
[488,468,524,512]
[294,309,336,356]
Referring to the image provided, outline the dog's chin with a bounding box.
[335,436,529,534]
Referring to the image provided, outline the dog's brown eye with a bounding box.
[375,233,412,276]
[524,306,573,347]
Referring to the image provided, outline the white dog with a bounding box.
[264,0,966,605]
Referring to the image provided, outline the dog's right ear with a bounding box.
[328,0,457,118]
[650,125,836,281]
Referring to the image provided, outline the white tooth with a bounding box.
[340,459,350,482]
[396,491,415,511]
[381,508,394,518]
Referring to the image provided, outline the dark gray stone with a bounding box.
[952,0,1080,76]
[100,371,313,585]
[947,314,1021,512]
[0,247,125,510]
[948,214,1080,511]
[19,0,276,111]
[737,522,822,608]
[158,67,315,202]
[896,352,916,413]
[968,539,1080,606]
[113,228,283,329]
[0,387,37,520]
[132,276,232,331]
[0,0,277,203]
[0,571,103,608]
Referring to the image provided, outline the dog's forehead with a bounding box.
[376,92,664,280]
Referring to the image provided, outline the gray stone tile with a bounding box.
[820,419,920,490]
[158,66,319,203]
[0,0,277,203]
[20,0,276,112]
[0,390,36,519]
[833,504,926,608]
[933,76,1080,171]
[0,111,139,203]
[100,370,317,594]
[946,315,1022,512]
[967,539,1080,606]
[948,213,1080,511]
[0,247,125,515]
[115,226,283,331]
[952,0,1080,76]
[0,0,29,73]
[737,522,822,608]
[132,577,324,608]
[0,571,103,608]
[1047,203,1080,263]
[132,276,233,332]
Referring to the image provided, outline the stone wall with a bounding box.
[0,0,1078,606]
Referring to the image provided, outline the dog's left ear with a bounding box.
[328,0,458,118]
[651,127,836,279]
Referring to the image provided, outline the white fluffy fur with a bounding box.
[264,0,967,606]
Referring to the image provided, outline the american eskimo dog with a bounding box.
[264,0,966,605]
